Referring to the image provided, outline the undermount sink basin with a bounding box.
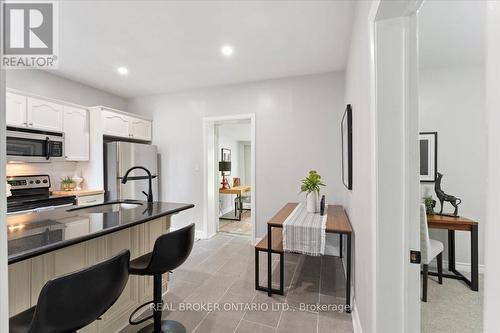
[68,201,143,214]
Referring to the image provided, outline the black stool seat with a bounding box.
[9,250,130,333]
[129,224,195,333]
[129,252,153,275]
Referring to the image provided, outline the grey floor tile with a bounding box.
[318,310,353,333]
[121,233,354,333]
[284,252,301,263]
[259,259,297,291]
[194,311,243,333]
[194,292,252,333]
[184,275,234,304]
[173,268,212,285]
[243,293,283,328]
[286,269,320,309]
[320,256,346,297]
[167,279,200,301]
[163,310,208,333]
[276,309,318,333]
[196,235,232,250]
[227,277,258,298]
[236,320,276,333]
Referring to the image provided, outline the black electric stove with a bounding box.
[7,175,76,215]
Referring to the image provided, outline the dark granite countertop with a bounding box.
[7,201,194,264]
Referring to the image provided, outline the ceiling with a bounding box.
[50,1,355,98]
[418,0,485,69]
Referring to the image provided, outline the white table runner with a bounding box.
[283,202,327,256]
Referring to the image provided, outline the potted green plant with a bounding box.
[424,196,436,214]
[60,176,75,191]
[300,170,326,213]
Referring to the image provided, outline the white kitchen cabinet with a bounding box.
[101,108,152,141]
[28,97,64,131]
[6,92,27,127]
[102,110,130,138]
[63,106,89,161]
[129,117,152,141]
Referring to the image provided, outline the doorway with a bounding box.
[216,121,252,235]
[202,114,256,241]
[417,1,485,331]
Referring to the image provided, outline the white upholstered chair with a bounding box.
[420,204,444,302]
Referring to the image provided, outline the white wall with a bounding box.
[485,2,500,330]
[6,162,83,192]
[342,1,377,332]
[419,66,486,268]
[127,72,345,237]
[6,70,127,110]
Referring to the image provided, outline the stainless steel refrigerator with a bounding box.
[105,142,159,201]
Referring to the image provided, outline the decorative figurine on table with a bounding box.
[435,172,462,216]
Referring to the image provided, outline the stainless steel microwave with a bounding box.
[7,127,65,163]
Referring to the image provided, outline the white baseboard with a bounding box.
[351,299,363,333]
[169,227,205,240]
[429,260,485,274]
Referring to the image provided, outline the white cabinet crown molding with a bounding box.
[91,105,152,122]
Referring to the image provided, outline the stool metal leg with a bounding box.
[153,274,162,332]
[135,273,187,333]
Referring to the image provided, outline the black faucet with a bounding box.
[121,166,154,203]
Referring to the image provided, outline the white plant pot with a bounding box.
[306,191,319,213]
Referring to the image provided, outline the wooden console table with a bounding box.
[219,186,251,221]
[427,214,479,291]
[255,203,353,312]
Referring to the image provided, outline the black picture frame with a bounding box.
[342,104,353,190]
[419,132,438,183]
[221,148,231,176]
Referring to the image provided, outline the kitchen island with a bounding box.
[7,201,194,333]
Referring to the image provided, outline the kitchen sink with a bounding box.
[68,201,143,214]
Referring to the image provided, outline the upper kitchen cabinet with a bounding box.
[129,117,152,141]
[64,106,89,161]
[102,110,130,138]
[101,108,152,141]
[6,92,27,127]
[27,97,64,132]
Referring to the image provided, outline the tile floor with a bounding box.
[121,233,353,333]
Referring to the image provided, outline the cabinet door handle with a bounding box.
[28,122,33,126]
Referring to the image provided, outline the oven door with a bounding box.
[7,128,65,163]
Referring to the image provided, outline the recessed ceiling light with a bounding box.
[117,66,128,75]
[221,45,234,57]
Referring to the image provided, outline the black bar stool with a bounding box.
[128,223,195,333]
[9,250,130,333]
